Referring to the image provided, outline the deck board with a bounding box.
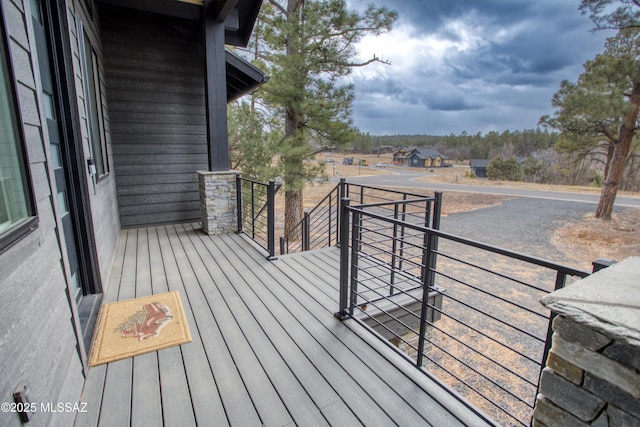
[242,244,448,426]
[155,226,222,426]
[76,224,495,427]
[275,248,481,426]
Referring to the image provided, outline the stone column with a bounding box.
[198,171,238,235]
[532,257,640,427]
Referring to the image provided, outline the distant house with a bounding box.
[373,145,394,155]
[393,148,413,166]
[409,148,450,168]
[470,157,528,178]
[470,159,491,177]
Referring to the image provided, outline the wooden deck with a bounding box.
[75,223,494,426]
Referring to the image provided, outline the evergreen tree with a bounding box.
[487,156,523,181]
[228,100,279,182]
[541,28,640,219]
[259,0,396,237]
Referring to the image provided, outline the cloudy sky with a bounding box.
[345,0,614,136]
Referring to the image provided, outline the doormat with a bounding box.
[89,291,191,366]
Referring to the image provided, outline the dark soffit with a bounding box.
[96,0,263,47]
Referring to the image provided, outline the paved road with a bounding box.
[333,166,640,208]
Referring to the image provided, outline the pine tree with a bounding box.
[541,29,640,219]
[259,0,396,237]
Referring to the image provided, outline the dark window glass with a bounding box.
[0,23,36,246]
[82,31,107,177]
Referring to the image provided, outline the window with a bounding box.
[80,28,107,178]
[0,20,37,251]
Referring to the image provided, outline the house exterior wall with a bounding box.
[0,1,82,425]
[0,0,119,425]
[68,0,120,286]
[101,8,208,228]
[409,155,425,168]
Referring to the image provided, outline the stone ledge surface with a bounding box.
[540,256,640,347]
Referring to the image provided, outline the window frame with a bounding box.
[0,4,39,253]
[78,20,108,181]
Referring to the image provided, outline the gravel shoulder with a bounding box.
[439,197,608,266]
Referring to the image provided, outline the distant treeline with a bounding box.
[352,129,559,160]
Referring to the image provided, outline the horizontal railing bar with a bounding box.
[349,207,591,278]
[353,197,436,209]
[436,250,553,294]
[357,248,425,271]
[433,269,549,320]
[411,325,536,409]
[429,281,547,344]
[347,183,435,199]
[239,177,269,187]
[420,313,540,388]
[349,315,530,427]
[425,298,545,364]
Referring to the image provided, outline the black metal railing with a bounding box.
[336,196,591,427]
[236,175,281,259]
[280,179,440,255]
[279,179,344,255]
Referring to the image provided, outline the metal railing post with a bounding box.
[329,192,333,247]
[423,191,442,281]
[540,272,567,374]
[337,178,347,247]
[592,258,616,272]
[236,174,243,234]
[417,227,437,368]
[349,209,362,316]
[335,197,351,320]
[417,193,442,367]
[250,182,256,238]
[267,180,276,260]
[398,194,407,275]
[302,211,310,251]
[390,202,400,295]
[432,191,443,230]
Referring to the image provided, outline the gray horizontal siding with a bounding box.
[0,1,86,426]
[101,7,207,228]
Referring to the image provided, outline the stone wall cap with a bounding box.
[197,170,241,176]
[540,256,640,348]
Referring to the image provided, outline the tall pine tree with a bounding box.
[542,7,640,219]
[259,0,396,237]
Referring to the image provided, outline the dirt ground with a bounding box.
[552,208,640,267]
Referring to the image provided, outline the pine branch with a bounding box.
[266,0,287,16]
[347,54,391,67]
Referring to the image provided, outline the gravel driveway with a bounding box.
[439,197,611,264]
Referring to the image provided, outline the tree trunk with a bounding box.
[284,188,303,239]
[283,0,306,239]
[595,80,640,219]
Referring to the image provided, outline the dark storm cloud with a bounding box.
[346,0,612,134]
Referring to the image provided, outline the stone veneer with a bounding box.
[532,257,640,427]
[198,171,238,235]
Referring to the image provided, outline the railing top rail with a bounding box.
[347,183,437,200]
[239,176,282,190]
[281,182,341,241]
[307,182,341,216]
[352,197,436,209]
[348,205,591,279]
